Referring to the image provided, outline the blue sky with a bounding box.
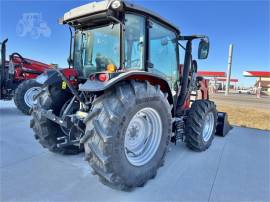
[1,0,269,87]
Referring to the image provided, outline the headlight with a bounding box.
[111,0,122,10]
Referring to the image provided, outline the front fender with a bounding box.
[36,69,61,86]
[36,68,78,86]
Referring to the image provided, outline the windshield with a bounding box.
[73,24,120,77]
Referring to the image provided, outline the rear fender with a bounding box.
[79,71,174,108]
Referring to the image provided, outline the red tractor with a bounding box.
[0,39,52,114]
[31,0,231,190]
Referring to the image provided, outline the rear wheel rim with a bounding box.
[24,87,42,108]
[124,107,162,167]
[202,112,215,142]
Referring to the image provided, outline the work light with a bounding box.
[111,0,122,10]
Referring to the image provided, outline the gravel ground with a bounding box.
[211,93,270,109]
[0,100,270,202]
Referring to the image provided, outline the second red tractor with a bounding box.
[0,39,52,114]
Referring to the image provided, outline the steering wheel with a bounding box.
[10,52,30,64]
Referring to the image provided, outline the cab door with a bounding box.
[148,20,178,91]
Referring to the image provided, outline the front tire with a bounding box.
[82,81,172,190]
[185,100,217,151]
[14,79,42,115]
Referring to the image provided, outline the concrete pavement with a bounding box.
[0,101,270,202]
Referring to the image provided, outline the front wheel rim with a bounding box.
[202,112,215,142]
[24,87,42,108]
[124,107,162,167]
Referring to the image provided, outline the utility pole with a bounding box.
[225,44,233,96]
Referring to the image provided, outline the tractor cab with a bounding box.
[60,0,185,89]
[60,0,211,100]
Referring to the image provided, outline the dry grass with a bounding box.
[216,103,270,131]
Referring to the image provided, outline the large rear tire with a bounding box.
[30,86,82,155]
[185,100,217,151]
[82,81,172,190]
[14,79,42,115]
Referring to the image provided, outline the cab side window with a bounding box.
[149,21,178,88]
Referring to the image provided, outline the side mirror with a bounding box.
[198,38,209,59]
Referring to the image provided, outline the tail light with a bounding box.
[98,73,108,82]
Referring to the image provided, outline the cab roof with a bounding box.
[60,0,180,34]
